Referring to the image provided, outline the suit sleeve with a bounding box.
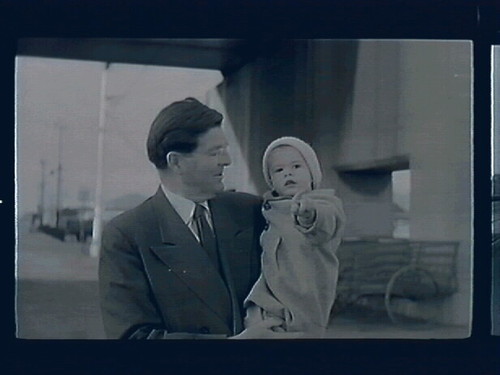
[99,222,166,339]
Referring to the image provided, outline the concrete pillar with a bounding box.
[215,41,311,195]
[399,41,472,326]
[309,41,402,238]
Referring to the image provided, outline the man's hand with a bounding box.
[229,317,304,339]
[291,191,316,228]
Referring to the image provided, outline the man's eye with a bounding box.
[208,149,222,157]
[274,168,283,173]
[293,164,301,169]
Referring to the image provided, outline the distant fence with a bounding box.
[33,207,124,243]
[38,225,66,241]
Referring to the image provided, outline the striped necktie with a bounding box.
[193,204,220,272]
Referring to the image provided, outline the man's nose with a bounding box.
[218,149,231,166]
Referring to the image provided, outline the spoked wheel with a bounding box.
[384,265,440,324]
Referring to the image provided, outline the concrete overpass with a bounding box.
[16,38,281,76]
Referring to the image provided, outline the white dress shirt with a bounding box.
[161,185,213,242]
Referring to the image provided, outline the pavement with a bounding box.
[326,306,469,339]
[16,230,98,281]
[15,230,469,339]
[16,230,105,339]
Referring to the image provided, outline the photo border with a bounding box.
[4,1,500,374]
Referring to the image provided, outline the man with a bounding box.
[99,97,298,339]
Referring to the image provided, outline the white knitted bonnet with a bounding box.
[262,136,322,190]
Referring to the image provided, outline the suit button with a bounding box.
[263,202,271,210]
[199,326,210,334]
[264,223,269,231]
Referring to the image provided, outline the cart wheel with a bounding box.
[384,265,439,324]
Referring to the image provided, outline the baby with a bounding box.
[243,136,346,338]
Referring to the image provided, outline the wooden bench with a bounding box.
[335,238,459,323]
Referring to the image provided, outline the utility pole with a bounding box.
[39,159,46,225]
[55,123,64,228]
[90,62,110,258]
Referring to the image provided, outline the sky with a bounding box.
[16,56,223,217]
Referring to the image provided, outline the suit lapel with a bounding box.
[148,188,232,329]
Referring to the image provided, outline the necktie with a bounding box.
[193,204,242,335]
[193,204,220,272]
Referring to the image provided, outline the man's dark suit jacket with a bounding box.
[99,187,264,339]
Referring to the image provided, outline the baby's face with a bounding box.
[268,146,313,197]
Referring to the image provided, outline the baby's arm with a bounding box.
[291,192,317,228]
[292,190,346,244]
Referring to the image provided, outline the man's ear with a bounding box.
[166,151,182,172]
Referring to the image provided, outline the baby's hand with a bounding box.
[291,191,316,228]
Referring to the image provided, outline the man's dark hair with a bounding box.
[147,97,223,169]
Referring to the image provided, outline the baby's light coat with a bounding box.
[244,189,346,338]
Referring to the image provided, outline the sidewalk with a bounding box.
[15,231,469,339]
[16,231,105,339]
[326,306,470,339]
[16,231,98,281]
